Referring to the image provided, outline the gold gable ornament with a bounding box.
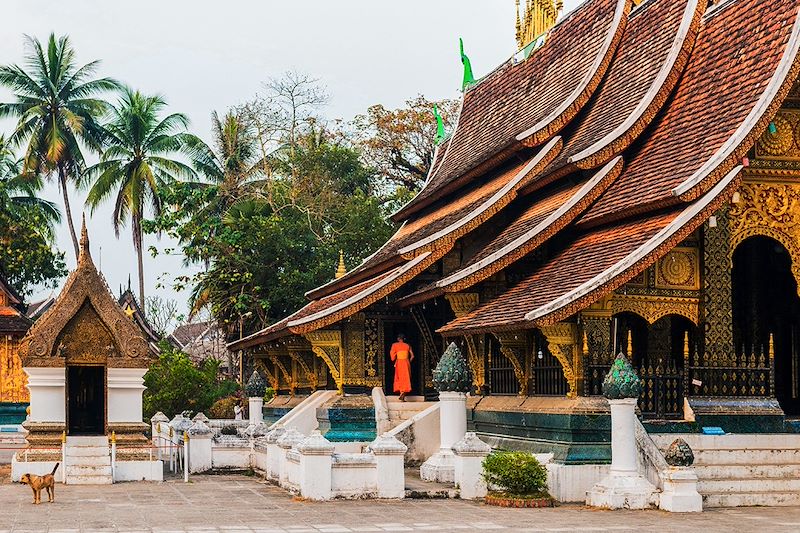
[515,0,563,50]
[17,218,152,368]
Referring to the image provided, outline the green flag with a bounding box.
[460,38,475,91]
[433,104,446,145]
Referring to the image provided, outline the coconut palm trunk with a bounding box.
[134,215,146,306]
[58,165,80,258]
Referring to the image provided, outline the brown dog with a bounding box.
[20,463,59,504]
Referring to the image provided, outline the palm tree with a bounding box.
[83,88,198,305]
[0,135,61,239]
[0,33,118,258]
[185,110,267,211]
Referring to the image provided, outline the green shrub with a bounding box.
[264,387,276,403]
[482,451,549,496]
[208,396,238,419]
[143,340,240,420]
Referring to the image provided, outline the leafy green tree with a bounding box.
[83,88,199,305]
[142,340,239,421]
[0,136,66,296]
[0,33,119,258]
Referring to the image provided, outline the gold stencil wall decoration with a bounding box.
[703,208,734,366]
[729,181,800,294]
[655,247,700,290]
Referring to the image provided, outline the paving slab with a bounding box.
[1,474,800,532]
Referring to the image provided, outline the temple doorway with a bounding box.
[733,236,800,415]
[383,322,422,396]
[67,365,105,435]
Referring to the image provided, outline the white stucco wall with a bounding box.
[107,368,147,424]
[24,367,66,423]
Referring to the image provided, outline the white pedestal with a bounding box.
[659,467,702,512]
[297,431,334,501]
[420,391,467,483]
[587,398,656,509]
[187,421,213,473]
[248,397,264,426]
[371,434,408,499]
[24,367,65,422]
[453,432,491,499]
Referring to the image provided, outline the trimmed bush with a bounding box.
[208,396,238,419]
[482,451,548,496]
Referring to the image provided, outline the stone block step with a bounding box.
[66,465,111,477]
[65,446,110,457]
[698,477,800,494]
[65,436,108,447]
[66,475,113,485]
[652,433,800,451]
[694,448,800,465]
[694,463,800,480]
[703,490,800,508]
[66,455,111,467]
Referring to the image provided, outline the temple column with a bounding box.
[303,330,344,393]
[703,207,734,368]
[540,323,580,398]
[444,293,483,391]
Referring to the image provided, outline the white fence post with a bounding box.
[277,428,304,488]
[370,434,408,499]
[453,432,491,499]
[265,426,287,481]
[110,431,117,483]
[61,431,66,484]
[183,431,189,482]
[297,431,334,501]
[187,420,213,473]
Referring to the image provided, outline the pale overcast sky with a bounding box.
[2,0,580,317]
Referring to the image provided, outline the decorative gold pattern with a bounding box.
[654,247,700,290]
[464,334,485,391]
[303,330,343,393]
[445,293,479,318]
[539,322,578,398]
[516,0,562,49]
[756,110,800,159]
[18,223,151,368]
[729,181,800,294]
[610,294,700,325]
[493,331,529,396]
[364,318,380,378]
[703,208,734,366]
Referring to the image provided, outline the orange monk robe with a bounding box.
[390,341,413,394]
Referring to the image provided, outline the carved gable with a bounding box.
[18,221,152,368]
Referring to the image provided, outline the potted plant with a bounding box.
[482,451,554,507]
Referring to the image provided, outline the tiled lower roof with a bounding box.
[399,157,623,306]
[581,0,800,226]
[0,314,31,333]
[439,165,742,335]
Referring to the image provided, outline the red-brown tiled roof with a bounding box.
[399,157,623,306]
[581,0,800,226]
[306,140,561,301]
[538,0,700,183]
[439,166,742,335]
[392,0,630,221]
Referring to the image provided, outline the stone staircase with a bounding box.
[652,433,800,507]
[385,396,435,426]
[65,436,112,485]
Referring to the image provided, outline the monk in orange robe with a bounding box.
[390,334,414,401]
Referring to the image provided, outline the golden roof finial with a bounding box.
[79,213,91,261]
[335,250,347,279]
[516,0,562,49]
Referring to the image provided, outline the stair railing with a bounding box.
[634,416,667,490]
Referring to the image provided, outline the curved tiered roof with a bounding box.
[230,0,800,351]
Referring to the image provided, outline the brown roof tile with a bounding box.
[393,0,630,221]
[581,0,800,226]
[540,0,700,182]
[439,165,741,335]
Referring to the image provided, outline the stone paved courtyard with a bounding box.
[1,474,800,532]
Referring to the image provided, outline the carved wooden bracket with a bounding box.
[271,356,294,395]
[444,293,480,318]
[611,294,700,325]
[303,330,343,393]
[464,334,485,391]
[493,331,529,396]
[255,358,278,391]
[540,322,579,398]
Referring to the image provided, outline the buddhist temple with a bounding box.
[230,0,800,461]
[0,272,31,424]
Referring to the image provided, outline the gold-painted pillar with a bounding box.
[493,331,529,396]
[303,330,344,393]
[287,337,318,391]
[540,322,580,398]
[444,293,485,391]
